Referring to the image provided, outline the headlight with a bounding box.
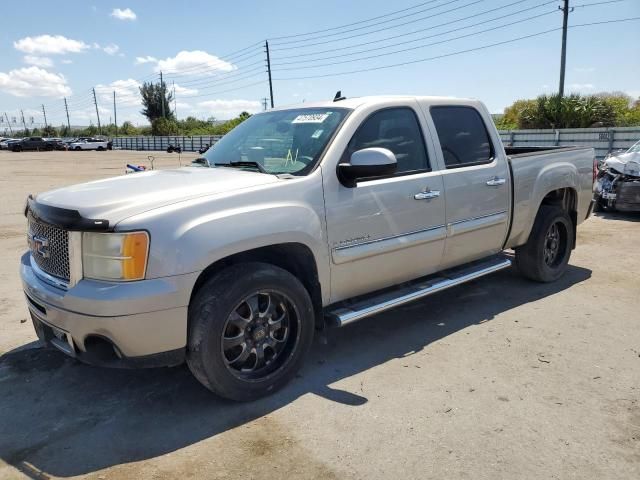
[82,231,149,281]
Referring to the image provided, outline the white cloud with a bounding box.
[155,50,234,74]
[23,55,54,68]
[173,84,198,96]
[175,102,192,109]
[0,66,72,97]
[61,59,73,64]
[197,99,261,118]
[135,55,157,65]
[95,78,141,107]
[14,35,90,55]
[103,44,120,55]
[111,8,137,21]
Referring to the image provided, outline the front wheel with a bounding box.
[187,262,314,401]
[515,205,574,283]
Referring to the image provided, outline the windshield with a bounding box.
[628,140,640,154]
[202,107,350,175]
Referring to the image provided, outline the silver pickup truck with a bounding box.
[21,96,596,400]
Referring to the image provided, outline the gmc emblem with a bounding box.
[28,233,50,259]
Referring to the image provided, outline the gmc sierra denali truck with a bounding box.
[21,96,596,401]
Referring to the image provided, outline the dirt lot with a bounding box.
[0,150,638,480]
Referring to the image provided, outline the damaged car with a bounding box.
[593,140,640,212]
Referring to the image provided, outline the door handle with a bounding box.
[486,177,506,186]
[414,189,440,200]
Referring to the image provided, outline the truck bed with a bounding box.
[505,146,595,249]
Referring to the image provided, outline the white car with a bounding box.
[69,138,109,151]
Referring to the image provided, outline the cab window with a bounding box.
[430,106,494,168]
[345,107,430,175]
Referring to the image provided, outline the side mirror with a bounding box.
[337,147,397,187]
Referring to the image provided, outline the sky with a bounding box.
[1,0,639,131]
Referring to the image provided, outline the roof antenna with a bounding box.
[333,90,346,102]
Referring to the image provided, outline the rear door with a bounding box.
[426,105,510,269]
[323,103,446,302]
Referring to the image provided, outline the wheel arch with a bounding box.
[189,243,324,329]
[531,187,578,249]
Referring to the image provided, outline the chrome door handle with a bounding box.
[414,190,440,200]
[486,177,506,186]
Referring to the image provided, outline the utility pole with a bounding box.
[265,40,274,108]
[63,98,71,132]
[160,71,166,119]
[558,0,572,98]
[92,87,102,135]
[172,80,177,120]
[4,113,12,134]
[41,104,48,129]
[20,110,27,132]
[261,97,268,111]
[113,91,118,137]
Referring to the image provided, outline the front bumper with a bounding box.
[20,252,199,367]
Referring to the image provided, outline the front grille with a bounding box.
[27,214,70,281]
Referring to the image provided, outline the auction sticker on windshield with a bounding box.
[292,112,332,124]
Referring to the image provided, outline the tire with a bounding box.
[75,146,82,151]
[515,205,574,283]
[187,262,315,401]
[97,146,104,151]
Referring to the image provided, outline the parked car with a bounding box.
[68,138,109,151]
[167,144,182,153]
[593,139,640,212]
[10,136,62,152]
[0,138,18,150]
[21,95,595,401]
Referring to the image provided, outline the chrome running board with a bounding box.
[325,255,512,327]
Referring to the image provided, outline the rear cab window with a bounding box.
[429,106,494,169]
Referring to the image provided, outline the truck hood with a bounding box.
[36,167,280,225]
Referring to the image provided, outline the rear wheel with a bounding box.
[187,262,314,401]
[515,205,574,282]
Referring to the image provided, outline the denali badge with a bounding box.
[28,233,50,259]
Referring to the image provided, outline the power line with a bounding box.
[274,17,640,80]
[176,81,266,99]
[268,0,444,40]
[270,0,503,51]
[270,0,481,46]
[165,70,266,91]
[162,62,265,86]
[273,8,557,68]
[276,0,555,61]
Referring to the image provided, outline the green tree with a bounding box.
[42,125,57,137]
[151,117,178,135]
[120,121,137,135]
[140,81,174,123]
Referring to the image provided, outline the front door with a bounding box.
[323,105,446,303]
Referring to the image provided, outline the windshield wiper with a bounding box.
[214,161,268,174]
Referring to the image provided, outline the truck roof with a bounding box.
[271,95,482,111]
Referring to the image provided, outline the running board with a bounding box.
[325,255,512,327]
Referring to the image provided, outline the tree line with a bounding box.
[494,92,640,130]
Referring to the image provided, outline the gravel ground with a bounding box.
[0,150,638,480]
